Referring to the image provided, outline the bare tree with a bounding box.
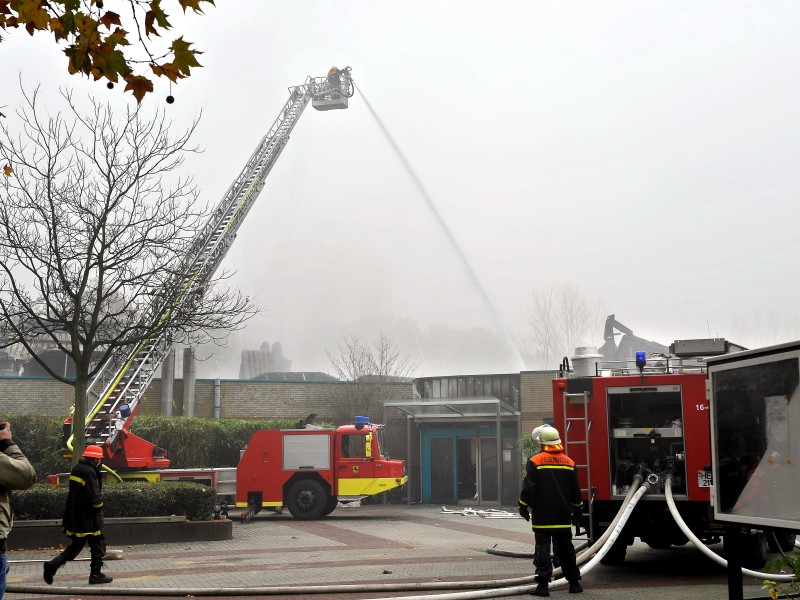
[326,333,417,422]
[523,283,604,369]
[0,87,254,459]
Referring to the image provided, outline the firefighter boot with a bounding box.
[569,581,584,593]
[89,561,113,585]
[43,554,66,585]
[531,581,550,597]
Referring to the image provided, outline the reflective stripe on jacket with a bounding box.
[62,458,104,536]
[519,447,582,529]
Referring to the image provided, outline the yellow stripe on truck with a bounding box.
[337,475,408,497]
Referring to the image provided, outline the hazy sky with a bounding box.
[2,2,800,378]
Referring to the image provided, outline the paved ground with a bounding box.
[4,504,787,599]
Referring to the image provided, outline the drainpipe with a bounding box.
[183,347,196,418]
[214,379,221,420]
[406,414,412,506]
[160,347,175,416]
[495,401,502,510]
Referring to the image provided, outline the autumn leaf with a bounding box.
[49,16,63,35]
[53,10,76,42]
[124,74,154,103]
[144,10,159,37]
[15,0,50,30]
[170,36,201,76]
[99,10,121,30]
[4,0,210,99]
[3,164,12,177]
[106,27,130,48]
[178,0,214,13]
[90,44,127,81]
[151,62,184,82]
[64,45,91,75]
[149,0,171,29]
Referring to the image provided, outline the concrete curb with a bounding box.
[9,516,232,550]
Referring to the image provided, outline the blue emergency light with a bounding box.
[354,415,370,430]
[635,351,647,370]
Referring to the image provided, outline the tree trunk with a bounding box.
[71,375,89,465]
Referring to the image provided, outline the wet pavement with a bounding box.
[4,503,787,599]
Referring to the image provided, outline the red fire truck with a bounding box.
[554,340,795,567]
[234,416,407,519]
[58,417,408,520]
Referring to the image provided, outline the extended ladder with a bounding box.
[75,69,354,467]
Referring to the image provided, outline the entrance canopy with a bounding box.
[384,396,520,421]
[385,397,520,508]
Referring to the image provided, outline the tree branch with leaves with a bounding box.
[0,85,254,459]
[0,0,212,102]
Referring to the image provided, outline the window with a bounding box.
[340,434,367,459]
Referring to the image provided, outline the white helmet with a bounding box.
[539,425,562,446]
[531,425,544,441]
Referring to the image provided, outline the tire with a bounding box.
[725,529,768,570]
[767,529,797,553]
[600,536,627,565]
[645,540,672,550]
[323,496,338,517]
[286,479,328,520]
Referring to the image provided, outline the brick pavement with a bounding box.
[4,504,780,599]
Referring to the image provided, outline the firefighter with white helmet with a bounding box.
[531,425,544,454]
[518,426,584,596]
[528,425,561,570]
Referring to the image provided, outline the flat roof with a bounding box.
[384,396,520,421]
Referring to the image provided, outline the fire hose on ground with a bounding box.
[357,477,656,600]
[6,475,650,597]
[487,472,644,565]
[9,473,795,598]
[664,474,797,584]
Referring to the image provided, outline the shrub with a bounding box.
[130,416,302,468]
[0,412,64,481]
[13,481,216,521]
[0,414,320,477]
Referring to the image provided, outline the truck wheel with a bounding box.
[725,529,768,569]
[286,480,328,520]
[323,496,338,517]
[767,529,797,553]
[600,537,627,565]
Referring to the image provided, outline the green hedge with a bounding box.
[0,412,64,481]
[13,481,216,521]
[129,416,302,468]
[0,413,321,479]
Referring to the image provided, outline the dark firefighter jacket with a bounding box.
[519,446,582,529]
[62,458,104,537]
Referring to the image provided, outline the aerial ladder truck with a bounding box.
[64,68,355,470]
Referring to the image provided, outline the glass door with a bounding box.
[430,438,455,503]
